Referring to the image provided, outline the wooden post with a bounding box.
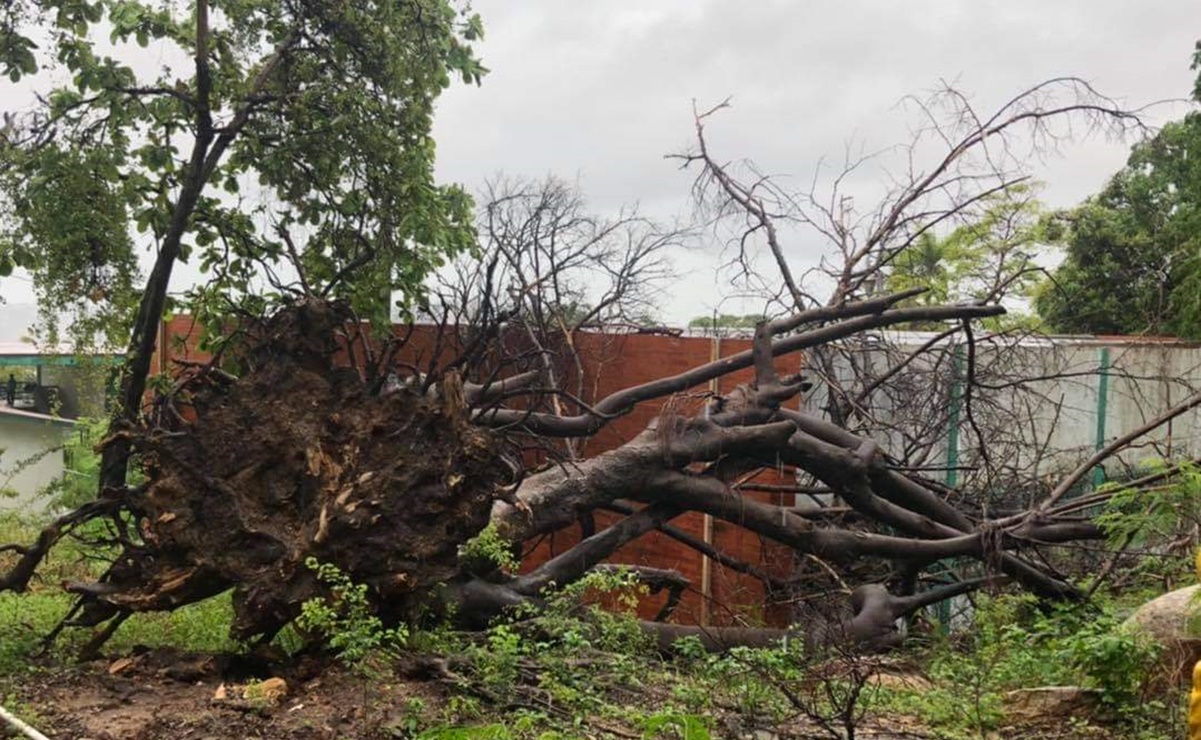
[699,334,720,627]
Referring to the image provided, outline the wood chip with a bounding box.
[107,657,135,675]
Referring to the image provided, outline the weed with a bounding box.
[415,724,510,740]
[297,557,408,674]
[639,712,712,739]
[882,593,1168,738]
[392,696,429,737]
[458,524,519,575]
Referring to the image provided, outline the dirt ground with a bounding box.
[4,648,444,740]
[1,647,1129,740]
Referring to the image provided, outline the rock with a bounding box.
[1004,686,1102,720]
[107,657,136,675]
[251,677,289,703]
[871,671,934,692]
[1123,584,1201,643]
[214,677,289,705]
[1122,584,1201,687]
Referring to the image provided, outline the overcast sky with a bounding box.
[429,0,1199,322]
[1,1,1198,338]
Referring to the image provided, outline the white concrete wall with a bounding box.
[0,411,74,512]
[805,334,1201,496]
[957,340,1201,483]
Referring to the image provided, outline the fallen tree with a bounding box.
[0,0,1189,656]
[4,284,1184,653]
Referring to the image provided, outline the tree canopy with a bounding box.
[687,313,767,332]
[0,0,486,343]
[1036,58,1201,338]
[885,186,1048,330]
[0,0,488,496]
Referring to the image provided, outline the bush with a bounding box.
[890,593,1167,736]
[296,557,408,673]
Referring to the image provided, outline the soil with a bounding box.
[1,648,1127,740]
[67,299,506,641]
[5,648,443,740]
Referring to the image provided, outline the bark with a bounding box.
[491,419,795,542]
[474,302,1003,435]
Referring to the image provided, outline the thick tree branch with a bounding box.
[475,301,1004,436]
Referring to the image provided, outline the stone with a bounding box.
[107,657,136,675]
[1004,686,1102,720]
[1122,584,1201,688]
[871,671,934,692]
[251,677,289,703]
[1123,584,1201,643]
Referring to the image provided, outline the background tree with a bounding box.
[1037,60,1201,337]
[431,174,682,460]
[687,313,768,334]
[435,175,677,332]
[886,185,1049,330]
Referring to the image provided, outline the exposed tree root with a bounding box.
[59,300,509,643]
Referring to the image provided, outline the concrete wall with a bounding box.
[805,334,1201,502]
[0,410,75,511]
[958,338,1201,492]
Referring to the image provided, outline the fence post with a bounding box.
[1092,346,1111,490]
[699,334,720,627]
[934,345,965,629]
[945,346,963,489]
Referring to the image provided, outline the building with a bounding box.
[0,342,120,511]
[0,407,77,511]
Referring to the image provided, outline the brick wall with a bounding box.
[507,331,800,627]
[155,317,799,627]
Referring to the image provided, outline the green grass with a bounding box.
[110,593,239,653]
[0,591,75,671]
[0,513,1189,740]
[0,512,239,673]
[0,585,237,668]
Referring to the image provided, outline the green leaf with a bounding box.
[2,0,485,347]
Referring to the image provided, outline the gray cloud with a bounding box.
[2,3,1195,325]
[430,1,1198,321]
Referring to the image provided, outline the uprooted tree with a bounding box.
[1,0,1195,655]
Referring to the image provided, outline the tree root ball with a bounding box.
[90,300,506,639]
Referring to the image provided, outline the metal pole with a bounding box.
[699,334,720,627]
[0,704,51,740]
[935,345,964,629]
[945,346,963,488]
[1092,347,1111,490]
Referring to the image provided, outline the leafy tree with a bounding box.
[1036,57,1201,337]
[884,186,1049,330]
[0,0,486,487]
[0,144,142,348]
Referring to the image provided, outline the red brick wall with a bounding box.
[513,332,799,627]
[155,318,799,627]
